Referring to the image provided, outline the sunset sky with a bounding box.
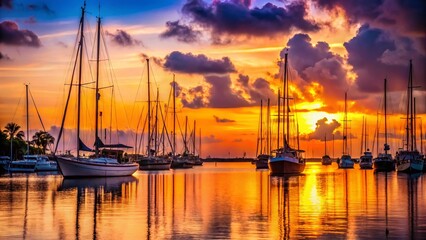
[1,0,425,158]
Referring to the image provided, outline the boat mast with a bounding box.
[384,78,388,154]
[283,52,288,146]
[173,74,176,157]
[155,88,159,155]
[26,84,29,155]
[76,3,86,158]
[146,58,151,157]
[193,120,196,155]
[277,89,280,149]
[406,60,412,151]
[199,128,201,157]
[184,116,188,153]
[361,116,364,155]
[260,100,263,154]
[324,134,327,156]
[285,52,289,145]
[94,16,101,157]
[267,98,270,154]
[343,92,348,155]
[414,98,416,151]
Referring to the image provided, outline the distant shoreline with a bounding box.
[203,158,336,162]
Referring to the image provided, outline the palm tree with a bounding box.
[32,131,55,154]
[3,122,25,140]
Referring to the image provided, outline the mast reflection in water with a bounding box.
[0,162,425,239]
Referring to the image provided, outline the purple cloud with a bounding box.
[106,29,142,47]
[344,24,426,93]
[160,20,201,43]
[164,51,236,74]
[0,21,41,47]
[180,0,319,41]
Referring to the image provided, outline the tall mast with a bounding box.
[324,134,327,156]
[344,92,348,155]
[277,89,280,149]
[94,16,101,157]
[184,116,188,153]
[284,52,289,144]
[76,3,86,158]
[154,88,159,155]
[406,60,411,151]
[193,120,196,155]
[260,100,263,154]
[146,58,151,156]
[267,98,270,154]
[384,78,388,154]
[26,84,29,155]
[414,98,416,151]
[199,128,201,157]
[410,61,414,151]
[173,74,176,157]
[361,116,364,155]
[365,118,368,152]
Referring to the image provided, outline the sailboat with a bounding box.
[138,59,171,170]
[359,117,373,169]
[55,3,138,177]
[5,84,58,172]
[373,78,395,171]
[395,60,424,173]
[321,134,332,165]
[338,92,354,168]
[269,52,305,174]
[255,99,269,169]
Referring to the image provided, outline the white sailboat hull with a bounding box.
[57,157,138,178]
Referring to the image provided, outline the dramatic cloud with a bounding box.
[0,0,12,9]
[312,0,426,38]
[180,85,207,109]
[0,21,41,47]
[177,72,277,109]
[106,29,142,47]
[344,24,426,93]
[160,20,201,43]
[27,3,54,15]
[281,33,351,109]
[164,51,236,74]
[0,52,11,60]
[213,115,235,123]
[180,0,319,41]
[308,117,341,141]
[235,74,276,105]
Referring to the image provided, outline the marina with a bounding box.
[0,162,425,239]
[1,1,425,239]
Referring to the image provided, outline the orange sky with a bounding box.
[1,1,425,158]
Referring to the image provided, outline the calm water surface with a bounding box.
[0,162,425,239]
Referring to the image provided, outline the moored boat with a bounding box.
[359,150,373,169]
[338,154,354,169]
[395,60,424,173]
[395,150,423,173]
[268,52,305,175]
[255,154,269,169]
[54,4,138,178]
[338,92,354,169]
[373,79,395,172]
